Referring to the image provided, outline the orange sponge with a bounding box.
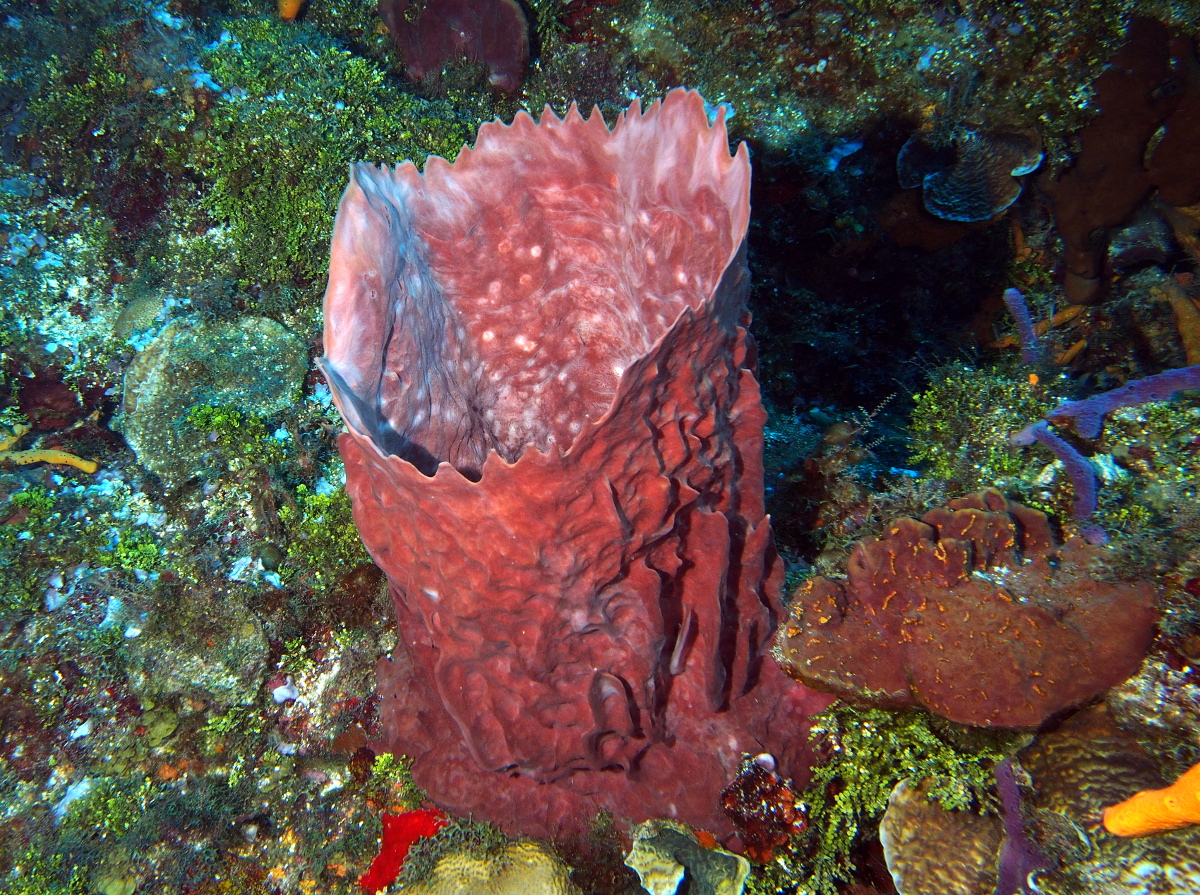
[1103,761,1200,837]
[278,0,304,20]
[1,448,98,474]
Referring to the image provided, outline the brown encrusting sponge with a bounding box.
[377,0,529,93]
[776,490,1158,728]
[1044,18,1200,305]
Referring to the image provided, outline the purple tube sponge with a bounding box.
[1002,287,1040,364]
[1009,420,1098,520]
[1010,364,1200,544]
[1047,364,1200,437]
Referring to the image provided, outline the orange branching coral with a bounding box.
[1103,761,1200,836]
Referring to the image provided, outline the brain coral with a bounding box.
[775,490,1157,728]
[120,316,307,488]
[402,841,579,895]
[319,89,829,839]
[1021,706,1200,894]
[880,778,1004,895]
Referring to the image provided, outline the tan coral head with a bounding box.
[1103,761,1200,837]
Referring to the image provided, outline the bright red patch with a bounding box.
[358,808,448,893]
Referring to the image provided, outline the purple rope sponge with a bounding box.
[1009,420,1098,520]
[992,759,1050,895]
[1002,287,1040,364]
[1047,363,1200,437]
[1010,364,1200,544]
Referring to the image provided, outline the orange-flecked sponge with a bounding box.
[1103,761,1200,836]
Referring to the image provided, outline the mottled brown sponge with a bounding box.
[775,490,1157,728]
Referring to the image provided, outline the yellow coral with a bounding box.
[0,423,30,452]
[1103,761,1200,837]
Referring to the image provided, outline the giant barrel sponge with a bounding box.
[318,90,830,838]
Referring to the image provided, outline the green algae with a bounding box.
[112,531,163,572]
[186,403,288,472]
[908,362,1053,491]
[1,481,170,614]
[279,483,369,588]
[781,703,1025,895]
[28,39,165,195]
[194,16,473,293]
[1,485,77,613]
[278,634,316,677]
[21,8,475,316]
[201,703,263,747]
[8,484,55,515]
[225,0,391,69]
[62,776,155,839]
[368,751,424,810]
[4,849,88,895]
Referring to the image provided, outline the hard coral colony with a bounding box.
[4,4,1200,895]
